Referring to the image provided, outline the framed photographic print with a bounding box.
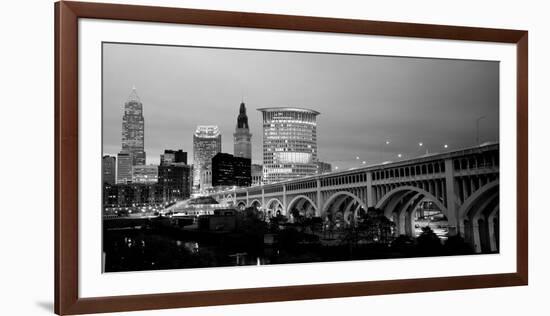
[55,1,528,315]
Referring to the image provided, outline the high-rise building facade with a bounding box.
[211,153,251,188]
[160,149,187,165]
[102,155,116,185]
[158,162,192,203]
[192,125,221,192]
[121,88,146,166]
[132,164,158,183]
[200,167,213,192]
[251,164,263,186]
[233,102,252,159]
[257,107,320,183]
[116,152,133,184]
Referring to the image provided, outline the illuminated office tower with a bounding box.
[192,125,221,192]
[257,107,320,183]
[121,87,146,165]
[233,102,252,159]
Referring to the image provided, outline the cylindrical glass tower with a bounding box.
[257,107,320,184]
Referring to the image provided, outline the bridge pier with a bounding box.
[444,158,460,236]
[366,172,374,208]
[488,206,499,252]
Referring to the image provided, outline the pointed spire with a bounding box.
[236,101,249,129]
[239,101,246,114]
[127,86,141,103]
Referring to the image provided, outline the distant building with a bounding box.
[121,88,146,165]
[102,155,116,185]
[198,209,238,232]
[132,164,158,183]
[102,182,161,209]
[257,107,320,183]
[316,161,332,174]
[116,152,133,184]
[251,164,263,186]
[193,126,221,192]
[160,149,187,165]
[211,153,251,188]
[233,156,252,187]
[102,182,118,207]
[157,162,192,203]
[233,102,252,160]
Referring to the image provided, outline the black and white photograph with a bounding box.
[101,42,500,272]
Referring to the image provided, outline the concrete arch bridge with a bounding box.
[211,143,499,253]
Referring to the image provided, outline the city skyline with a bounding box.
[102,43,499,170]
[101,42,502,273]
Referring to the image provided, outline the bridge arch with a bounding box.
[265,198,284,217]
[286,195,319,217]
[322,191,367,225]
[458,180,499,253]
[248,199,262,209]
[458,180,499,220]
[236,201,247,210]
[375,185,447,219]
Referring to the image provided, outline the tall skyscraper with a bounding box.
[116,151,133,184]
[233,102,252,159]
[121,87,146,166]
[192,126,221,192]
[102,155,116,185]
[257,107,320,183]
[199,167,213,192]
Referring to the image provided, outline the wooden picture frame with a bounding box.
[55,1,528,315]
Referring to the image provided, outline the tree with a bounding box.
[357,207,396,245]
[444,235,473,255]
[269,213,288,232]
[416,226,442,255]
[391,234,416,255]
[237,207,267,239]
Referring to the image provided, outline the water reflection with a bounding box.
[103,228,274,272]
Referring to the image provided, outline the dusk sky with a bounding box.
[102,42,499,170]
